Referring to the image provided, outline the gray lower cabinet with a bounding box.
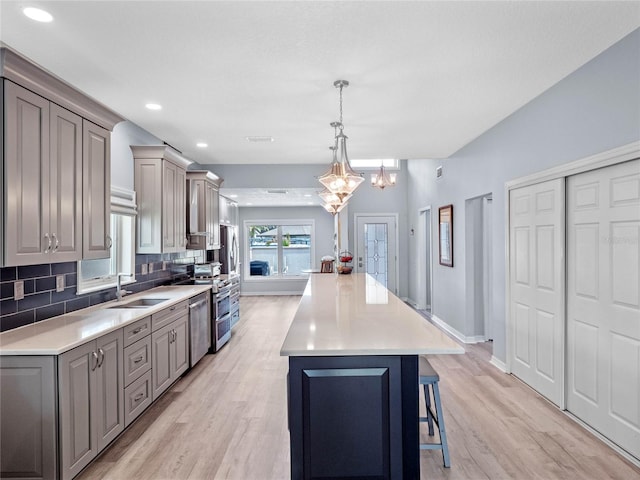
[0,300,195,479]
[0,356,58,480]
[151,314,189,400]
[58,329,124,480]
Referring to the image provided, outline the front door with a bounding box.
[355,215,398,294]
[566,158,640,460]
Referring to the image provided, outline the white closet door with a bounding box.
[567,158,640,460]
[509,178,565,406]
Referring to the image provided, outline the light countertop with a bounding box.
[280,273,464,357]
[0,285,212,356]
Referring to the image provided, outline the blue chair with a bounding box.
[419,355,450,467]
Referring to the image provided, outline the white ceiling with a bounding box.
[1,1,638,170]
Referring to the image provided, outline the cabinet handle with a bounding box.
[91,351,99,371]
[169,306,176,311]
[133,355,144,364]
[52,233,59,252]
[133,392,145,402]
[189,300,207,309]
[97,348,105,368]
[44,233,52,253]
[132,327,143,334]
[106,235,113,249]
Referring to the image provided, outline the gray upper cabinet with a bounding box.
[186,170,223,250]
[219,195,238,227]
[4,81,52,265]
[1,46,123,267]
[82,121,111,259]
[58,329,124,480]
[132,146,192,254]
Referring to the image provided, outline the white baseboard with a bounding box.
[429,314,485,344]
[240,291,303,296]
[490,356,508,373]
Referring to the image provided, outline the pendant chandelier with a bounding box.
[318,80,364,196]
[371,162,397,189]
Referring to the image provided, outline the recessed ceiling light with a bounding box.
[196,142,208,148]
[246,136,274,143]
[246,202,254,205]
[307,202,314,205]
[23,7,53,22]
[145,103,162,111]
[228,194,238,198]
[303,194,312,197]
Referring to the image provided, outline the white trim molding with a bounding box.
[430,314,484,345]
[490,356,508,373]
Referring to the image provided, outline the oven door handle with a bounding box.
[216,291,231,301]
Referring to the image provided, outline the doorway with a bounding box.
[355,214,398,294]
[418,207,432,312]
[465,194,494,343]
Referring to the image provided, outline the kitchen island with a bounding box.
[280,273,463,480]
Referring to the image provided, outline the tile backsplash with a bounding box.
[0,251,204,332]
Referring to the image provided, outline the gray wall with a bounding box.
[111,121,162,190]
[239,206,334,295]
[406,28,640,364]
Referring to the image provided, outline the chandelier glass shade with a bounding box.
[371,164,397,189]
[318,80,364,196]
[319,188,352,205]
[322,202,346,215]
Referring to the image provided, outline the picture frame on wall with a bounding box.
[439,204,453,267]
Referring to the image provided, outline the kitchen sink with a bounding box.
[108,298,170,308]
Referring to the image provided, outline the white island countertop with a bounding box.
[0,285,212,356]
[280,273,464,356]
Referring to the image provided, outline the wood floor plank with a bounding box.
[77,295,640,480]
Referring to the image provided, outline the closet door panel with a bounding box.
[509,178,565,406]
[567,158,640,461]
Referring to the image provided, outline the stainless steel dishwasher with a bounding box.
[189,292,211,366]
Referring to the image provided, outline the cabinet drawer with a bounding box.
[152,300,188,331]
[124,370,153,427]
[123,336,151,386]
[123,316,151,347]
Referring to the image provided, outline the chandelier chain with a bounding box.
[339,84,343,126]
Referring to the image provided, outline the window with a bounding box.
[349,158,398,170]
[245,220,315,278]
[77,187,137,294]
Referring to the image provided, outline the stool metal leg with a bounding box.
[431,381,450,468]
[424,383,434,436]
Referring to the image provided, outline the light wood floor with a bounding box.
[78,296,640,480]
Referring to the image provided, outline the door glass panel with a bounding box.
[364,223,388,286]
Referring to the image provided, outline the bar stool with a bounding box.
[419,355,450,467]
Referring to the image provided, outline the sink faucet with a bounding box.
[116,273,133,301]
